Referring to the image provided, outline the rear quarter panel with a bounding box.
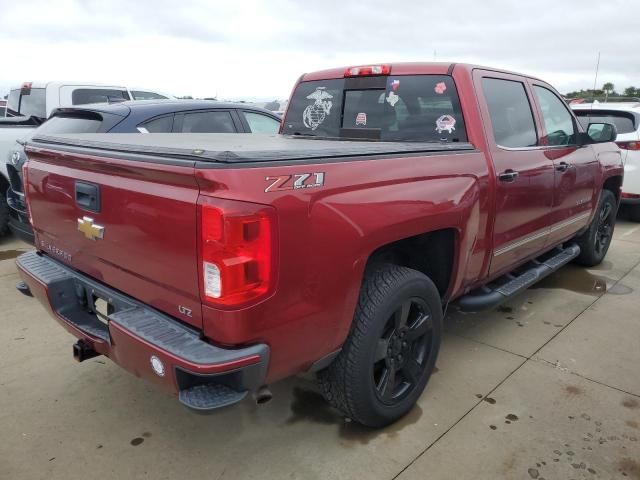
[196,151,491,381]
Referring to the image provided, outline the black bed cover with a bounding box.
[30,133,475,164]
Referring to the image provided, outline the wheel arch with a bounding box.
[364,228,458,300]
[603,175,623,203]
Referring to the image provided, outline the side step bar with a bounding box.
[457,244,581,313]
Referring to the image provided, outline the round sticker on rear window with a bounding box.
[303,87,334,131]
[435,115,456,134]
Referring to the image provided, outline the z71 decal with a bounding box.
[265,172,325,193]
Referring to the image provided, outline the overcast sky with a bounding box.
[1,0,638,100]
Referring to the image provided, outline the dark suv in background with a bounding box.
[6,100,282,243]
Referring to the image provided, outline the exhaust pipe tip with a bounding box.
[253,385,273,405]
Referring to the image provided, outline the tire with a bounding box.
[317,264,442,427]
[0,189,9,238]
[574,190,617,267]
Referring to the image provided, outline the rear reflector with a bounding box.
[198,197,278,308]
[622,192,640,199]
[616,141,640,150]
[344,65,391,77]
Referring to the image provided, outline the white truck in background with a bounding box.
[0,81,173,235]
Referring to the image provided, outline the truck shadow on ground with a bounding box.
[284,378,424,445]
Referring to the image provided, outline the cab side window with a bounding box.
[138,115,174,133]
[482,78,538,148]
[533,86,576,146]
[180,111,236,133]
[243,111,281,133]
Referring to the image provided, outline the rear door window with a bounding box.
[481,78,538,148]
[242,111,281,133]
[573,111,636,134]
[72,89,130,105]
[283,75,467,142]
[179,111,237,133]
[139,115,174,133]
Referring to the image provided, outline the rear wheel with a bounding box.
[317,264,442,427]
[574,190,617,267]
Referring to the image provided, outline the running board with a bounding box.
[456,244,581,313]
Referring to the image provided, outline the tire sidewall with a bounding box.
[352,270,442,424]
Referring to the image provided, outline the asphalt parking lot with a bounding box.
[1,219,640,480]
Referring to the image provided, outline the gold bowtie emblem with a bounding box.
[77,217,104,241]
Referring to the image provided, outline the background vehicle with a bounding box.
[17,63,622,428]
[6,100,282,242]
[0,82,172,236]
[572,102,640,221]
[0,99,6,117]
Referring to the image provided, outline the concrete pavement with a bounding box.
[1,221,639,480]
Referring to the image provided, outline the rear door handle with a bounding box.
[555,161,572,172]
[498,169,519,182]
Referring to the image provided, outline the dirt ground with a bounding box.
[1,219,639,480]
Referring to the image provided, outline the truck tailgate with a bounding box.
[24,145,203,329]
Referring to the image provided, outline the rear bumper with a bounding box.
[16,251,269,412]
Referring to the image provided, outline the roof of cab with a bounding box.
[300,62,543,82]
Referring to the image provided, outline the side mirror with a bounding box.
[581,122,617,144]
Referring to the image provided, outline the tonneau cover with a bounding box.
[30,132,474,164]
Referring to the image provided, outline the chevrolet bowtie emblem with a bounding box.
[77,217,105,241]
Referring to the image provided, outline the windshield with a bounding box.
[283,75,467,142]
[7,88,46,118]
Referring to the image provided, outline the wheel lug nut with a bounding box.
[402,341,407,347]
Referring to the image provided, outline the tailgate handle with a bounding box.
[75,181,100,212]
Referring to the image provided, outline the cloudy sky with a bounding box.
[1,0,638,100]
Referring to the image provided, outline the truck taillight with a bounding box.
[198,197,277,308]
[616,141,640,151]
[344,65,391,77]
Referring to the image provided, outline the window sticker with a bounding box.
[435,82,447,95]
[303,87,333,130]
[385,79,400,107]
[386,91,399,107]
[435,114,456,134]
[355,112,367,126]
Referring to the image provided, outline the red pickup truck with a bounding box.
[16,63,622,427]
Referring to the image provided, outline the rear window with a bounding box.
[7,88,46,118]
[283,75,467,142]
[574,111,636,134]
[72,89,130,106]
[36,114,102,134]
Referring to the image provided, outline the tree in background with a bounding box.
[624,86,638,97]
[602,82,615,101]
